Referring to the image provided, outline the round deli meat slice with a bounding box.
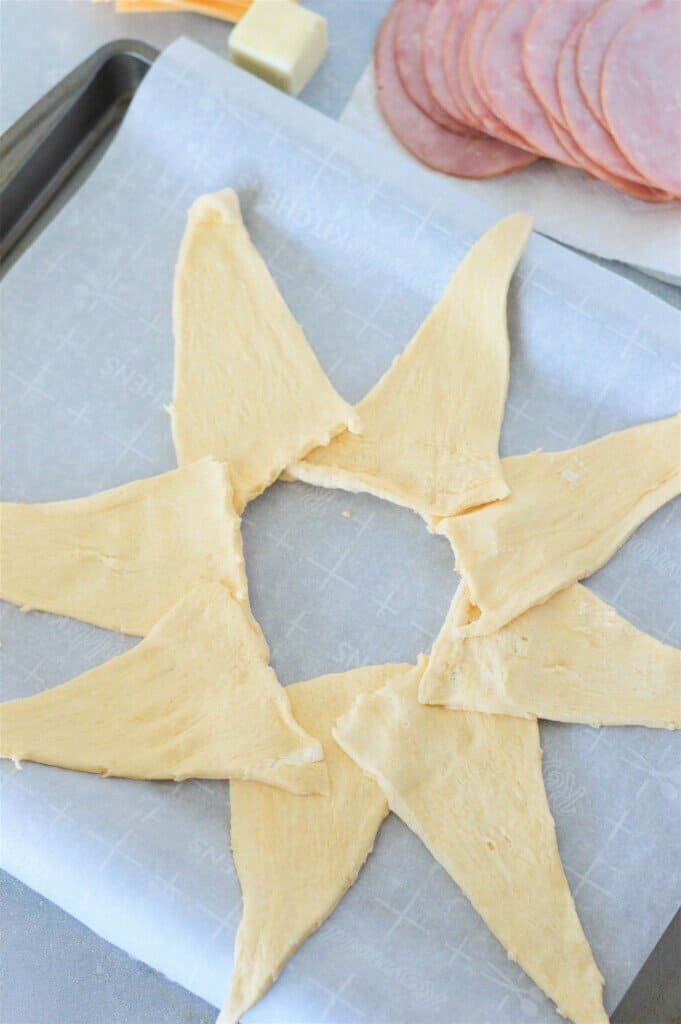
[523,0,596,129]
[459,0,536,149]
[425,0,483,130]
[395,0,470,132]
[542,114,652,196]
[576,0,646,127]
[558,19,671,200]
[601,0,681,197]
[480,0,574,163]
[376,1,537,178]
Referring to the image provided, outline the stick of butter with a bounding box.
[229,0,327,96]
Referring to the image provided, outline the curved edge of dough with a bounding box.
[187,188,243,226]
[220,813,385,1024]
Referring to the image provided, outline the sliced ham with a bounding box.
[459,0,534,149]
[426,0,482,130]
[523,0,596,129]
[395,0,469,132]
[558,19,670,201]
[372,0,678,200]
[576,0,646,127]
[375,0,537,178]
[601,0,681,197]
[480,0,573,163]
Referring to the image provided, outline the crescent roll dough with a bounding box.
[171,189,358,511]
[0,457,246,636]
[289,214,532,519]
[0,582,327,795]
[436,414,681,636]
[419,581,681,728]
[221,664,412,1024]
[334,664,608,1024]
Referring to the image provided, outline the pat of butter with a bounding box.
[229,0,327,96]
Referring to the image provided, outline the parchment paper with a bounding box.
[341,60,681,285]
[1,38,679,1023]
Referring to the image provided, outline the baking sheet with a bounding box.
[341,59,681,285]
[1,37,679,1022]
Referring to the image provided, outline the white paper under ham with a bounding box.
[344,56,680,281]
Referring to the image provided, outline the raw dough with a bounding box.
[220,663,411,1024]
[171,189,358,511]
[436,414,681,636]
[288,213,532,519]
[0,582,327,795]
[333,663,608,1024]
[0,457,246,637]
[420,581,681,728]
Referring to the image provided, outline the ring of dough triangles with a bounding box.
[2,184,681,1024]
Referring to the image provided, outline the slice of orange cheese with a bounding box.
[112,0,250,22]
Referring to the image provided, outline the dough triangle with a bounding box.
[171,189,358,511]
[220,663,411,1024]
[333,664,608,1024]
[0,457,246,637]
[288,213,532,519]
[437,414,681,636]
[0,582,327,795]
[420,581,681,728]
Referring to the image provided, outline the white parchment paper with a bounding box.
[1,38,679,1023]
[342,60,681,285]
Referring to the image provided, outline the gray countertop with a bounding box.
[1,3,678,1022]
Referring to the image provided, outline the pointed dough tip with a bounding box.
[189,188,242,227]
[505,210,533,233]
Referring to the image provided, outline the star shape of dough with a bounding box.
[1,191,679,1024]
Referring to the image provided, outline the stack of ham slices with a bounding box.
[376,0,681,201]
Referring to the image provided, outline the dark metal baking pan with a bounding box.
[0,39,158,274]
